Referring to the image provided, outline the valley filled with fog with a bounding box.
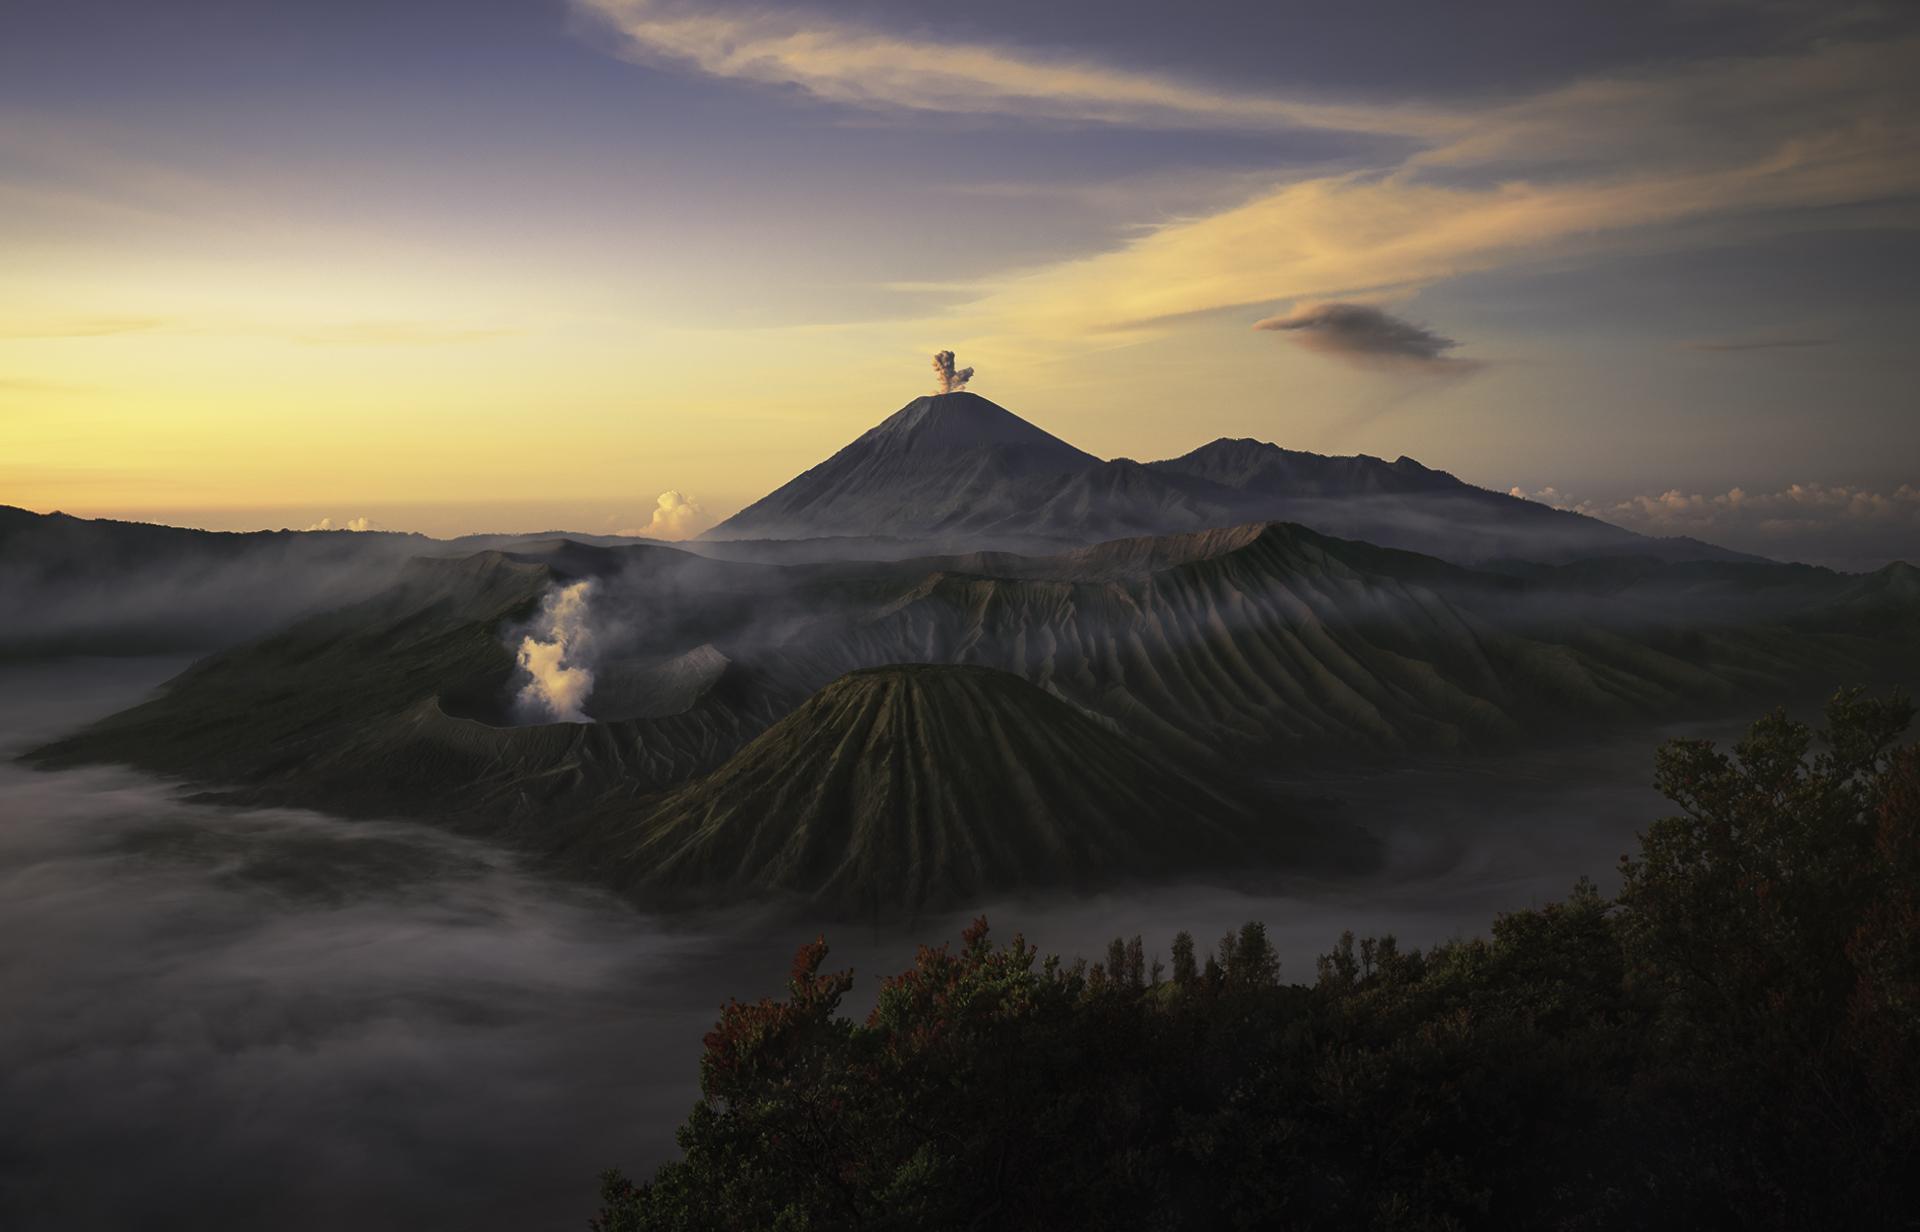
[0,655,1715,1231]
[5,395,1905,1228]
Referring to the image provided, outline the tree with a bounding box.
[595,691,1920,1231]
[1618,687,1917,1224]
[1216,920,1278,989]
[1170,931,1197,986]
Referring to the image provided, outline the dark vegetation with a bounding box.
[594,689,1920,1230]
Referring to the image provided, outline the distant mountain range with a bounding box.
[0,389,1793,659]
[0,504,666,658]
[0,504,426,658]
[707,392,1759,567]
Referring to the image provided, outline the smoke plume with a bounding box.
[511,580,599,723]
[931,350,974,394]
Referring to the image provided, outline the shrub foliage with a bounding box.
[595,689,1920,1230]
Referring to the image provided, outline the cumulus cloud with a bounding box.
[619,490,712,540]
[305,516,381,533]
[1508,485,1576,507]
[1604,483,1920,528]
[1510,481,1920,568]
[1254,302,1477,374]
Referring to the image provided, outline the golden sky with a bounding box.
[3,1,1916,544]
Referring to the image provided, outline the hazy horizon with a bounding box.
[9,379,1914,570]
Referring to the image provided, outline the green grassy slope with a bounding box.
[592,664,1360,915]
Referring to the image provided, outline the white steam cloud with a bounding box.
[620,490,711,540]
[511,580,599,723]
[931,350,974,394]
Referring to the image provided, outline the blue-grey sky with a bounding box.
[2,0,1916,565]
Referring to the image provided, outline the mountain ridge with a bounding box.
[704,393,1760,567]
[28,521,1917,914]
[593,663,1361,915]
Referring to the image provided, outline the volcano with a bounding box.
[705,392,1140,547]
[704,392,1758,566]
[601,663,1364,915]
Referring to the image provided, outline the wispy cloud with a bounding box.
[1683,335,1840,352]
[0,317,167,340]
[0,316,515,347]
[577,12,1918,353]
[572,0,1465,136]
[0,377,88,394]
[958,38,1920,340]
[0,110,231,228]
[289,321,520,347]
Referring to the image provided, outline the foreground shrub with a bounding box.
[596,690,1919,1231]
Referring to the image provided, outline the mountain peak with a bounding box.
[1155,438,1461,497]
[857,391,1098,466]
[704,394,1751,567]
[703,391,1103,541]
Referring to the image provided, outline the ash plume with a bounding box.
[931,350,974,394]
[511,580,599,723]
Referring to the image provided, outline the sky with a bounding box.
[2,0,1916,564]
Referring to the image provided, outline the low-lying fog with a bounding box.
[0,658,1715,1230]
